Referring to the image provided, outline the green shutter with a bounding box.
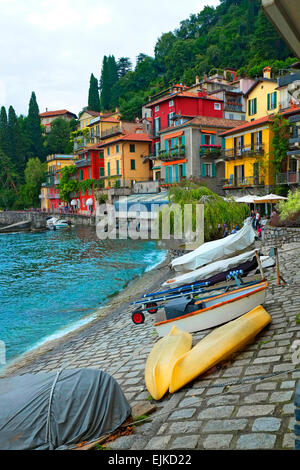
[182,163,186,177]
[201,134,206,145]
[165,140,168,152]
[254,98,257,114]
[248,100,251,116]
[274,91,277,108]
[201,163,206,177]
[267,94,270,111]
[211,135,215,145]
[182,134,185,146]
[175,165,179,182]
[212,163,216,178]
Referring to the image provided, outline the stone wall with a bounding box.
[264,224,300,244]
[0,211,95,230]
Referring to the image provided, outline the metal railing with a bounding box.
[75,159,91,168]
[276,172,300,185]
[223,175,265,188]
[224,103,244,113]
[223,143,265,159]
[200,145,222,157]
[158,147,186,162]
[100,125,121,139]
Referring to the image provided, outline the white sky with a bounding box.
[0,0,220,117]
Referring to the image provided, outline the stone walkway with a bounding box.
[2,241,300,450]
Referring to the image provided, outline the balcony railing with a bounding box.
[74,137,88,151]
[223,175,265,188]
[276,172,300,185]
[75,159,91,168]
[158,147,186,162]
[200,145,222,157]
[100,125,121,139]
[224,103,244,113]
[223,143,265,160]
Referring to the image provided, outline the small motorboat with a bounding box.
[145,325,192,401]
[46,217,71,230]
[154,281,268,337]
[169,306,271,393]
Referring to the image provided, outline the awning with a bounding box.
[163,131,184,140]
[201,129,217,135]
[71,199,77,206]
[253,194,288,204]
[162,159,187,166]
[86,198,94,206]
[152,166,161,170]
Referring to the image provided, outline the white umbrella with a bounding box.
[71,200,77,206]
[86,198,93,206]
[235,195,259,204]
[253,194,288,203]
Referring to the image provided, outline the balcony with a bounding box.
[276,172,300,185]
[74,137,88,151]
[223,175,265,189]
[101,125,121,139]
[75,158,91,168]
[224,102,244,113]
[223,143,265,160]
[200,145,222,158]
[158,147,186,162]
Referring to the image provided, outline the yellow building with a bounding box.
[98,133,153,188]
[78,108,121,130]
[245,67,279,121]
[220,107,300,193]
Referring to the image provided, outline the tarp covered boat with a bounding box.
[0,368,131,450]
[164,250,273,288]
[171,221,255,273]
[169,306,271,393]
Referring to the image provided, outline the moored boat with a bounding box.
[46,217,71,230]
[154,281,268,337]
[145,325,192,400]
[169,305,271,393]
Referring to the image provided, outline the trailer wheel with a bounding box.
[132,311,145,325]
[146,302,158,314]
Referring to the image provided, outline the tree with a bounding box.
[0,106,9,156]
[0,149,19,209]
[7,106,26,176]
[88,73,100,112]
[117,57,132,78]
[19,157,46,208]
[100,55,119,110]
[45,118,73,155]
[27,92,44,160]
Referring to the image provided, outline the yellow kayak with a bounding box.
[169,305,271,394]
[145,325,192,400]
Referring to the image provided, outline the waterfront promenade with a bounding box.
[2,240,300,450]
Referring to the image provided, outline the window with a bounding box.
[205,135,211,146]
[155,106,159,112]
[99,167,104,177]
[201,163,216,178]
[155,142,160,157]
[82,198,85,208]
[107,162,110,176]
[107,147,110,156]
[130,159,136,170]
[214,103,221,111]
[116,160,120,175]
[248,98,257,116]
[116,144,119,153]
[88,168,91,179]
[169,100,174,107]
[130,144,135,153]
[80,170,83,180]
[154,117,160,136]
[168,112,175,127]
[267,92,277,110]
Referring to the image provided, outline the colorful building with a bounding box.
[277,111,300,186]
[220,107,300,194]
[40,109,77,134]
[71,147,105,214]
[245,68,278,121]
[98,133,153,189]
[144,87,224,159]
[40,154,75,211]
[155,115,241,193]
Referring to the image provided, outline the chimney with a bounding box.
[195,76,199,84]
[263,66,272,79]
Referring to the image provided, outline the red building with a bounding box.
[145,86,224,156]
[72,147,105,214]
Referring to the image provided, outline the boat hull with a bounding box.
[169,306,271,393]
[154,282,268,337]
[145,326,192,401]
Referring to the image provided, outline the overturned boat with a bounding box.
[154,281,268,337]
[171,221,255,273]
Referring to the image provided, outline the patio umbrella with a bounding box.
[253,194,288,204]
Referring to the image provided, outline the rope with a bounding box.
[45,368,63,450]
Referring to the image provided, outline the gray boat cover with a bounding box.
[0,368,131,450]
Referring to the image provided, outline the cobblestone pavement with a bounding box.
[2,241,300,450]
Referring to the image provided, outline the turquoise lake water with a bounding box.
[0,226,166,364]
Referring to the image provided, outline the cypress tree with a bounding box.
[88,73,100,112]
[100,55,119,111]
[0,106,10,156]
[7,106,25,175]
[27,92,44,160]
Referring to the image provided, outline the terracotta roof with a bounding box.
[219,106,300,137]
[98,133,152,147]
[40,109,77,118]
[145,91,223,108]
[160,116,243,134]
